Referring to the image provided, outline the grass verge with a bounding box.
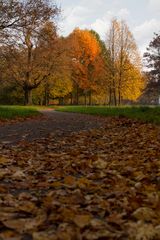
[55,105,160,124]
[0,106,40,120]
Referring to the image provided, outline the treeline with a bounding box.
[0,0,145,105]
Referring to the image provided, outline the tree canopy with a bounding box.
[0,4,146,105]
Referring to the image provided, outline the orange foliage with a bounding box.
[67,28,103,91]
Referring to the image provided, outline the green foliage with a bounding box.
[0,106,40,119]
[50,75,73,98]
[55,105,160,124]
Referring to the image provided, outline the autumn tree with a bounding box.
[106,19,143,105]
[120,58,144,101]
[67,28,103,105]
[35,21,60,105]
[0,0,21,30]
[0,0,22,43]
[90,30,110,104]
[33,34,72,105]
[1,0,60,105]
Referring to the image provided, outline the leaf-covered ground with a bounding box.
[0,117,160,239]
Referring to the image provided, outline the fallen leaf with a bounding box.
[83,229,117,239]
[73,214,92,228]
[12,170,26,180]
[132,207,157,221]
[32,231,57,240]
[93,158,108,169]
[0,230,21,240]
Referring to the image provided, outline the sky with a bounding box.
[57,0,160,56]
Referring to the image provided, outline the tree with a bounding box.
[144,33,160,82]
[106,19,143,105]
[141,33,160,104]
[67,28,102,105]
[90,30,111,104]
[0,0,21,30]
[1,0,60,105]
[106,19,119,105]
[120,59,144,101]
[0,0,22,44]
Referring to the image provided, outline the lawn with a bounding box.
[55,105,160,124]
[0,105,40,120]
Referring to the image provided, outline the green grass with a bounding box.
[0,105,40,120]
[55,105,160,124]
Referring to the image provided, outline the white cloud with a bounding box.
[117,8,130,18]
[133,19,160,42]
[59,0,159,56]
[91,18,110,39]
[133,19,160,55]
[148,0,160,12]
[60,6,92,35]
[60,5,130,38]
[90,8,130,39]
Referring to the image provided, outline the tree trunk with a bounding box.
[76,84,79,105]
[113,79,117,106]
[70,93,73,105]
[24,88,32,105]
[44,87,49,106]
[40,97,43,106]
[84,93,87,106]
[113,89,117,106]
[109,87,112,105]
[89,90,92,105]
[118,88,121,105]
[59,97,64,105]
[24,33,33,106]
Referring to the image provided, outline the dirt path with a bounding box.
[0,110,106,145]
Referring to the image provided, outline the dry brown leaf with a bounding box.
[0,156,11,165]
[32,231,58,240]
[126,221,160,240]
[132,207,157,221]
[12,170,26,180]
[64,175,76,186]
[73,214,92,228]
[83,229,117,240]
[93,158,108,169]
[3,212,46,233]
[0,230,21,240]
[16,201,37,213]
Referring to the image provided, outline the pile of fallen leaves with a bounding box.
[1,117,160,239]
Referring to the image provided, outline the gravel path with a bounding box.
[0,110,106,145]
